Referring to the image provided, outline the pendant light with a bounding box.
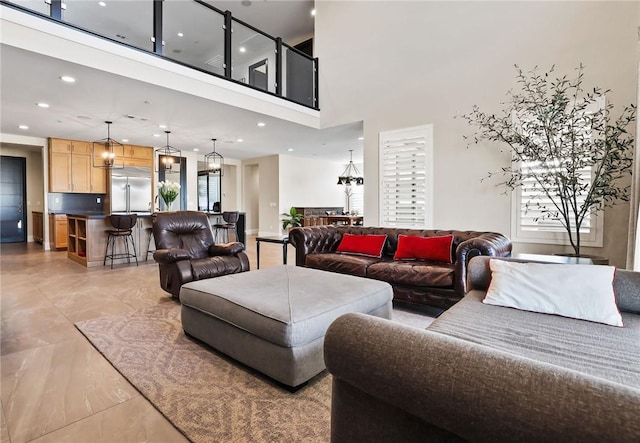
[155,131,181,172]
[92,121,124,169]
[204,138,224,176]
[337,150,363,185]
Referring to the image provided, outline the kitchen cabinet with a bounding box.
[49,214,67,250]
[48,138,92,193]
[91,164,107,193]
[112,144,153,167]
[32,211,43,244]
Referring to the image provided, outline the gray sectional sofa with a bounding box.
[324,256,640,442]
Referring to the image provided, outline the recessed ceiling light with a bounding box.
[239,46,246,53]
[257,122,266,127]
[98,1,106,6]
[177,32,184,37]
[122,139,129,142]
[236,138,243,143]
[18,125,29,130]
[37,102,49,108]
[153,134,161,137]
[358,136,364,140]
[311,9,316,16]
[193,148,199,152]
[288,148,294,152]
[60,75,75,83]
[158,124,167,129]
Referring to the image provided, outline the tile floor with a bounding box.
[0,234,432,442]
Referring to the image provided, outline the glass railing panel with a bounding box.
[163,0,225,76]
[61,0,153,51]
[231,19,276,93]
[6,0,49,15]
[283,46,315,107]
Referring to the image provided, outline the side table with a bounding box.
[256,236,289,269]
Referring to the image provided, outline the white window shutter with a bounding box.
[379,125,433,228]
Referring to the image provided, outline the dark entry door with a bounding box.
[0,156,27,243]
[249,59,268,91]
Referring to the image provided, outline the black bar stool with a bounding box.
[104,214,138,269]
[213,211,239,243]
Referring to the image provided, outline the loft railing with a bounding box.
[2,0,319,109]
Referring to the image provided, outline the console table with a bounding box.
[256,235,289,269]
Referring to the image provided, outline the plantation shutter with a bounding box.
[518,160,592,234]
[379,125,433,228]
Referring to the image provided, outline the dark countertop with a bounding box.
[65,212,155,219]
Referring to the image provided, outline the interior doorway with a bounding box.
[244,164,259,234]
[249,59,268,91]
[0,156,27,243]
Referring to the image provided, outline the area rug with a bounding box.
[75,302,434,442]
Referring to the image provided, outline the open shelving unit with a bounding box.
[67,216,88,265]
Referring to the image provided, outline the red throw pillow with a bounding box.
[336,234,387,258]
[393,234,454,263]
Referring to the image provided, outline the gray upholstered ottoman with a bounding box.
[180,265,393,387]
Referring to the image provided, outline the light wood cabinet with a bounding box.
[90,161,107,193]
[49,138,94,193]
[32,211,44,244]
[49,214,67,250]
[125,145,153,160]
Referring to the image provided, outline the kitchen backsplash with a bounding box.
[48,193,105,214]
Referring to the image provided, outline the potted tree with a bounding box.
[460,65,636,257]
[281,206,304,232]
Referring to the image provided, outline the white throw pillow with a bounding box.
[483,260,623,327]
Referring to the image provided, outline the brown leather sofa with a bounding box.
[289,226,511,310]
[152,211,250,299]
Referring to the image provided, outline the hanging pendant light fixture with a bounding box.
[204,138,224,176]
[155,131,181,172]
[92,121,124,169]
[337,150,363,185]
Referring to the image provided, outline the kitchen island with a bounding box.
[67,212,155,267]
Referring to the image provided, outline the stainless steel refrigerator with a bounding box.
[111,167,152,213]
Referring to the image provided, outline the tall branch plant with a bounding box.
[460,65,636,256]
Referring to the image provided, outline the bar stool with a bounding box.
[145,226,155,261]
[104,214,138,269]
[213,211,239,243]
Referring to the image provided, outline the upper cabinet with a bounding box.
[111,144,154,167]
[48,138,108,193]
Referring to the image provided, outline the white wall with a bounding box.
[243,163,260,233]
[315,1,639,267]
[242,155,280,236]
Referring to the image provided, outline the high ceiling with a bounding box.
[0,0,365,163]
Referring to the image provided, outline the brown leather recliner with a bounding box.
[152,211,250,299]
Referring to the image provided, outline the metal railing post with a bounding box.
[275,37,283,96]
[224,11,232,79]
[153,0,163,55]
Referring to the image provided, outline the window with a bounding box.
[379,125,433,228]
[197,171,221,212]
[511,97,604,247]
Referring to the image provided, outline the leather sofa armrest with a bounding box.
[153,248,191,264]
[454,233,512,295]
[325,313,640,442]
[209,242,245,256]
[289,225,342,266]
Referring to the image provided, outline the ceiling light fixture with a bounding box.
[204,138,224,176]
[257,122,265,127]
[158,124,167,129]
[177,32,184,37]
[239,46,246,53]
[358,136,364,140]
[92,121,124,169]
[311,9,316,16]
[288,148,294,152]
[37,102,49,108]
[18,125,29,130]
[121,139,129,142]
[98,1,106,6]
[153,133,161,137]
[60,75,75,83]
[155,131,181,172]
[193,148,199,152]
[236,138,243,143]
[337,150,364,186]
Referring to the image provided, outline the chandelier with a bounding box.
[204,138,224,176]
[155,131,181,172]
[92,121,124,169]
[337,150,363,186]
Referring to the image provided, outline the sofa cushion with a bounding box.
[429,291,640,387]
[393,234,453,263]
[191,256,245,280]
[484,260,622,327]
[336,233,387,258]
[367,259,455,287]
[306,253,380,277]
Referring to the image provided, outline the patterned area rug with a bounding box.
[76,303,435,442]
